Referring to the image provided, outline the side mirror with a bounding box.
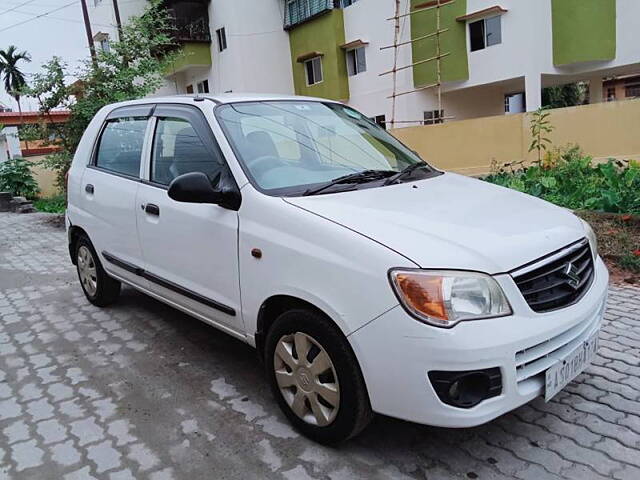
[168,171,241,210]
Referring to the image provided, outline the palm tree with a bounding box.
[0,46,31,148]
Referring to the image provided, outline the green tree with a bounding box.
[542,82,588,109]
[25,0,177,191]
[528,108,554,164]
[0,46,31,129]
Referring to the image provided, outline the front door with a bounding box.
[135,104,243,334]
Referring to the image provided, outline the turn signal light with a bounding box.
[389,269,512,328]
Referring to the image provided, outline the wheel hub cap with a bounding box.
[274,332,340,426]
[77,246,98,297]
[295,367,313,393]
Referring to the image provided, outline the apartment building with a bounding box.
[603,73,640,102]
[88,0,640,127]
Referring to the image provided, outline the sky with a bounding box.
[0,0,99,111]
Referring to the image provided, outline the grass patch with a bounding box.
[33,195,66,214]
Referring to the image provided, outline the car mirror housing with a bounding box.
[168,171,241,210]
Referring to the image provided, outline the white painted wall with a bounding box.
[208,0,294,95]
[0,135,8,163]
[3,127,21,159]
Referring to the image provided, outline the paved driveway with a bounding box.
[1,212,639,480]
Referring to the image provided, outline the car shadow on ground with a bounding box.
[114,285,533,475]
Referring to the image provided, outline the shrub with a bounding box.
[33,195,66,214]
[0,156,39,198]
[484,146,640,214]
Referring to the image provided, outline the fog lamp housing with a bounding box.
[428,368,502,408]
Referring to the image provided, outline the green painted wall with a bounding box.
[552,0,616,66]
[288,9,349,101]
[410,0,468,87]
[164,42,212,75]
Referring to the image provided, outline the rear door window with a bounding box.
[95,117,148,177]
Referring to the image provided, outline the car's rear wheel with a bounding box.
[265,308,373,444]
[75,235,121,307]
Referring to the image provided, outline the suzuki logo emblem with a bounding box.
[562,262,580,290]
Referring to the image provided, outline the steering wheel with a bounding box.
[246,155,285,178]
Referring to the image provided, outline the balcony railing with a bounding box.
[284,0,337,29]
[168,14,211,42]
[163,0,211,43]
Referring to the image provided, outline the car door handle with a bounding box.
[85,184,94,194]
[144,203,160,216]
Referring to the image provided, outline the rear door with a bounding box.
[79,105,152,286]
[135,104,243,335]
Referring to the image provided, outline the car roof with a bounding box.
[105,93,341,110]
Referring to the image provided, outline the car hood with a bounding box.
[284,173,586,273]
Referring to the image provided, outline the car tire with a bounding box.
[75,235,121,307]
[265,308,373,444]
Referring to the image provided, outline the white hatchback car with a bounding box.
[67,94,608,443]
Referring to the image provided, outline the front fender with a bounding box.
[238,190,413,339]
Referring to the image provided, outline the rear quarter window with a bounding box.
[95,117,148,177]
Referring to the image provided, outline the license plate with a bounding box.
[544,329,599,401]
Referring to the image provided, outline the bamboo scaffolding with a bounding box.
[386,0,452,126]
[389,0,402,128]
[380,52,450,76]
[380,28,449,50]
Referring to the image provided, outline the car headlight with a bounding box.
[581,219,598,260]
[389,269,512,328]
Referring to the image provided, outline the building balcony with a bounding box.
[283,0,337,30]
[164,42,212,76]
[159,0,212,77]
[162,0,211,43]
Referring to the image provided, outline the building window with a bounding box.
[346,46,366,76]
[305,57,323,86]
[216,27,227,52]
[424,110,444,125]
[370,115,386,129]
[197,80,210,94]
[504,92,525,114]
[606,87,616,102]
[625,79,640,98]
[186,85,194,94]
[341,0,359,6]
[469,15,501,52]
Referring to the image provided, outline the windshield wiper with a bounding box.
[383,162,428,185]
[302,170,395,196]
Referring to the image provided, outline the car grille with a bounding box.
[514,303,602,387]
[511,239,594,313]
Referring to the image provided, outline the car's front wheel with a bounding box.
[75,235,121,307]
[265,308,373,444]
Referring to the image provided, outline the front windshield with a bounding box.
[215,101,435,195]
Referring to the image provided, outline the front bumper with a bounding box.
[348,257,609,427]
